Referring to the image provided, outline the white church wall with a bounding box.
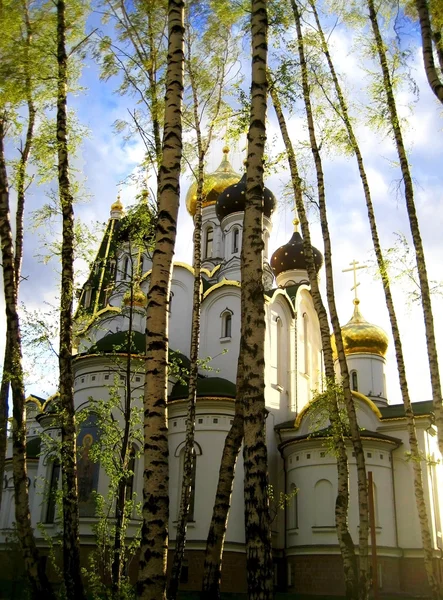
[169,266,195,357]
[200,288,241,383]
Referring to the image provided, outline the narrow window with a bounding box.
[205,227,214,259]
[351,370,358,391]
[276,317,283,385]
[123,256,130,280]
[46,460,60,523]
[84,285,92,309]
[303,312,310,375]
[232,228,239,253]
[224,313,232,338]
[109,259,116,280]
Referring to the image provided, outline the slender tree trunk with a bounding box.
[291,2,369,597]
[433,31,443,74]
[270,83,359,600]
[56,2,86,599]
[368,0,443,460]
[137,2,184,599]
[0,116,55,600]
[0,0,36,516]
[241,2,273,598]
[112,269,136,597]
[415,0,443,104]
[310,1,440,594]
[200,407,244,600]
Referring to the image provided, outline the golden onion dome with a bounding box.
[123,285,147,308]
[331,299,389,359]
[185,146,241,217]
[111,194,123,212]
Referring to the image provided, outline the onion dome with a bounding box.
[270,221,323,278]
[185,146,241,216]
[331,299,389,359]
[110,194,123,218]
[122,285,147,308]
[215,172,277,222]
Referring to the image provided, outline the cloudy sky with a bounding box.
[1,5,442,406]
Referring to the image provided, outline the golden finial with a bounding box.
[222,145,229,154]
[291,206,299,232]
[342,259,367,307]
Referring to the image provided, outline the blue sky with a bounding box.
[1,4,442,405]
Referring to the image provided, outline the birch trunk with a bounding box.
[415,0,443,104]
[0,116,55,599]
[368,0,443,462]
[291,2,369,596]
[241,2,273,598]
[0,0,36,515]
[111,269,136,597]
[270,83,358,600]
[56,2,86,599]
[308,3,440,595]
[137,1,184,598]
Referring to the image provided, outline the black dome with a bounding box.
[215,173,276,222]
[270,230,323,278]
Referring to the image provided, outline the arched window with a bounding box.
[314,479,334,526]
[177,447,199,521]
[303,312,310,375]
[109,259,116,280]
[220,309,233,339]
[351,370,358,391]
[123,256,130,280]
[204,227,214,259]
[276,317,283,385]
[232,228,240,254]
[45,460,60,523]
[77,414,100,517]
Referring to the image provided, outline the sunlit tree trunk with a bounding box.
[0,0,36,515]
[415,0,443,103]
[308,2,440,596]
[270,83,359,600]
[241,2,273,598]
[56,2,86,598]
[0,115,55,600]
[368,0,443,463]
[137,1,184,598]
[291,2,369,597]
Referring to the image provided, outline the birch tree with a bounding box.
[289,1,370,596]
[241,1,273,598]
[305,1,440,595]
[137,1,185,598]
[367,0,443,462]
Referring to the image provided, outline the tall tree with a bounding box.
[137,1,185,598]
[270,82,359,600]
[55,1,87,598]
[414,0,443,103]
[367,0,443,459]
[306,1,440,595]
[290,1,369,597]
[241,1,273,598]
[168,3,236,596]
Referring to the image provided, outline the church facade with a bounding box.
[1,149,442,596]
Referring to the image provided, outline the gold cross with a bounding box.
[342,260,367,303]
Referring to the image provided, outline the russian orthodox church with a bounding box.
[1,148,442,596]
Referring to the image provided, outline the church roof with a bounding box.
[170,377,236,401]
[379,400,435,420]
[276,425,402,447]
[215,172,276,222]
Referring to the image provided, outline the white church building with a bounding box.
[1,148,442,596]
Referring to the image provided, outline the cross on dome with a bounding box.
[342,259,367,305]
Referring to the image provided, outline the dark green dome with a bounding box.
[170,377,236,401]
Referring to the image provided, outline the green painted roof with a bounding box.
[82,331,191,371]
[379,400,434,420]
[170,377,236,400]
